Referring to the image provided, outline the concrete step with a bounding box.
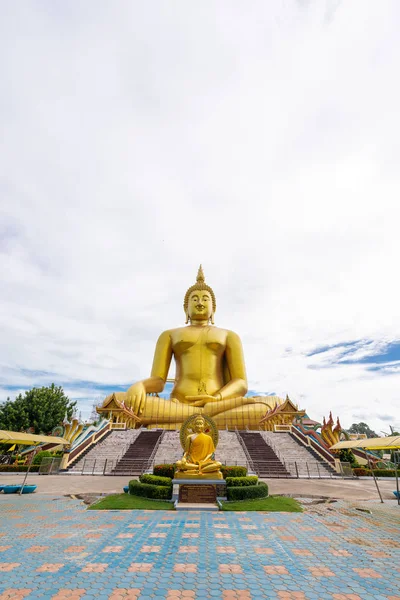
[175,502,219,511]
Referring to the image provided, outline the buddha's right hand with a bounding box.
[126,382,147,415]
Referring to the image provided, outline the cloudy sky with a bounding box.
[1,1,399,433]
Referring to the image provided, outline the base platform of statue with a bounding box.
[174,471,223,480]
[172,478,224,511]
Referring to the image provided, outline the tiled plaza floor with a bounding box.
[0,495,399,600]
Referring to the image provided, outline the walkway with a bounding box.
[0,494,399,599]
[0,475,397,500]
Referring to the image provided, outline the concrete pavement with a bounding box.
[0,474,397,500]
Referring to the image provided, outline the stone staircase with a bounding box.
[218,431,249,466]
[112,430,163,475]
[68,429,141,473]
[238,431,291,478]
[260,431,335,477]
[152,430,249,468]
[152,431,181,465]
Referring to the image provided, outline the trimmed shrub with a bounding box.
[226,481,269,501]
[129,480,172,500]
[339,449,358,468]
[140,473,172,487]
[225,476,258,487]
[0,465,40,472]
[352,468,396,477]
[373,469,396,477]
[32,451,53,465]
[353,468,371,477]
[221,466,247,479]
[153,464,176,478]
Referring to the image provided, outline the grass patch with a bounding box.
[88,493,174,510]
[221,495,303,512]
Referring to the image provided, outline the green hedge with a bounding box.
[32,451,53,465]
[373,469,396,477]
[221,466,247,479]
[153,464,176,478]
[129,480,172,500]
[226,476,258,487]
[353,468,397,477]
[227,481,268,501]
[140,473,172,487]
[32,451,62,465]
[0,465,40,472]
[353,468,371,476]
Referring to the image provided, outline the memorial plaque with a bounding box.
[179,484,217,503]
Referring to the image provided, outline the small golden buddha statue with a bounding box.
[176,415,222,479]
[103,265,282,429]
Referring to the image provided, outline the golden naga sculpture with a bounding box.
[103,265,283,429]
[321,412,342,447]
[176,415,222,479]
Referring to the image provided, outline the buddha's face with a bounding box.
[194,418,205,433]
[188,290,213,322]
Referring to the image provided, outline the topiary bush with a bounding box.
[129,480,172,500]
[225,476,258,487]
[353,468,371,477]
[373,469,396,477]
[226,481,268,501]
[140,473,172,487]
[153,464,176,478]
[221,466,247,479]
[0,465,40,472]
[32,451,53,465]
[339,449,359,468]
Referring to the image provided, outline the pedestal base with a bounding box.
[172,478,226,509]
[174,471,223,480]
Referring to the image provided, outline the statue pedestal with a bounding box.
[172,478,226,511]
[174,471,223,480]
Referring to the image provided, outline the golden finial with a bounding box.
[197,264,205,283]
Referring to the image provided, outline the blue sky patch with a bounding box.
[307,339,400,374]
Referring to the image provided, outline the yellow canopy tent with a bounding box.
[330,435,400,451]
[0,430,70,446]
[330,435,400,504]
[0,430,70,494]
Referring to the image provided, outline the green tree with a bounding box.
[348,422,377,438]
[0,384,76,434]
[339,449,358,467]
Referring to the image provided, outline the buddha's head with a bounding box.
[184,265,216,324]
[193,415,206,433]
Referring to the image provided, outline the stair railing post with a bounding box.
[306,462,310,479]
[103,458,108,475]
[92,459,96,475]
[316,463,321,478]
[81,459,86,475]
[295,461,299,478]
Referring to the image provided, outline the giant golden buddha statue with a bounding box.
[103,266,283,429]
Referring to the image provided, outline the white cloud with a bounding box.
[0,0,399,432]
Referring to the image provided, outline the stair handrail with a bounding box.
[259,433,285,462]
[115,426,144,458]
[290,425,336,467]
[144,430,166,473]
[234,428,255,473]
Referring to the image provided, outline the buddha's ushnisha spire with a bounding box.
[197,264,205,283]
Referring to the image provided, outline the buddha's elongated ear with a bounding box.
[185,310,189,324]
[210,312,215,325]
